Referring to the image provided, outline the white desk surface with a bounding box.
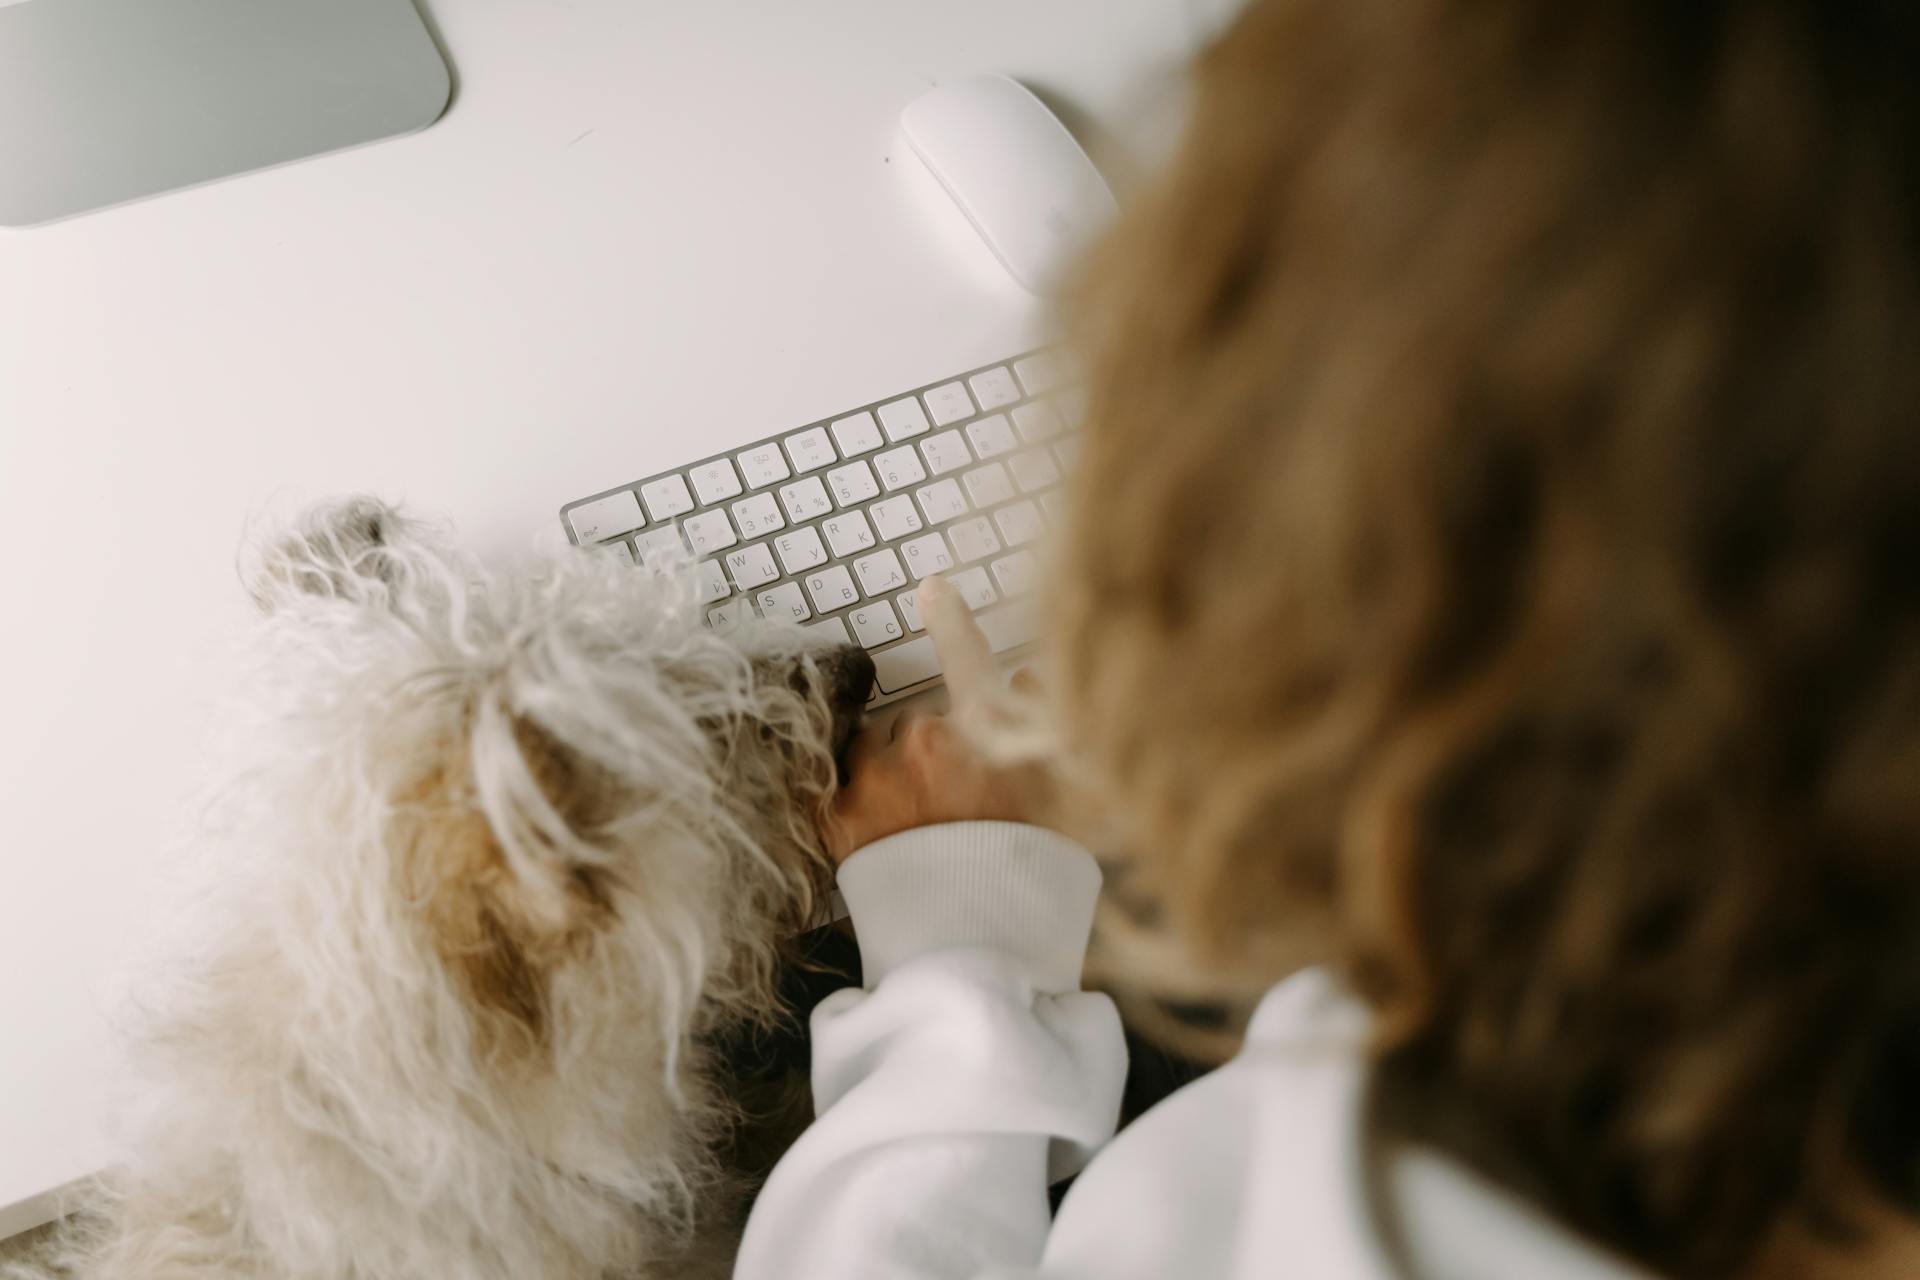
[0,0,1197,1238]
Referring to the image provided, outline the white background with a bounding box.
[0,0,1201,1235]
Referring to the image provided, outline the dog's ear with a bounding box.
[394,710,619,1045]
[242,496,425,615]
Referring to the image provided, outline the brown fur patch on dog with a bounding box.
[390,726,615,1050]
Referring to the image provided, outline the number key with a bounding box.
[731,491,785,537]
[920,429,972,476]
[873,445,927,492]
[778,475,833,522]
[681,509,736,553]
[826,460,880,507]
[966,413,1018,459]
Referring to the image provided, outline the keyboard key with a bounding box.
[968,366,1020,410]
[1012,352,1062,395]
[1013,400,1063,443]
[682,509,737,553]
[567,490,645,542]
[869,494,924,541]
[724,542,780,590]
[823,510,878,558]
[640,474,695,522]
[784,427,837,474]
[804,616,853,646]
[872,636,942,693]
[697,560,731,604]
[690,458,744,505]
[991,550,1039,597]
[901,532,956,579]
[979,600,1039,652]
[920,430,971,476]
[879,606,1036,687]
[1055,388,1085,428]
[777,475,833,522]
[915,478,969,525]
[708,597,755,627]
[992,500,1045,547]
[830,411,885,457]
[803,565,860,613]
[563,350,1067,697]
[731,492,785,537]
[965,414,1018,459]
[757,581,811,622]
[736,445,791,489]
[873,445,927,492]
[923,380,975,426]
[962,463,1015,509]
[635,527,684,564]
[852,548,907,596]
[949,566,1000,611]
[878,396,932,441]
[774,525,829,574]
[872,604,1036,692]
[849,600,905,648]
[1008,449,1061,494]
[897,588,925,632]
[948,516,1002,564]
[826,460,881,507]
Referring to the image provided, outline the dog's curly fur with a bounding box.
[8,497,871,1279]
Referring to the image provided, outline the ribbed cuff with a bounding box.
[836,821,1103,994]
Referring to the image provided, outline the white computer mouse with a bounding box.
[900,75,1117,296]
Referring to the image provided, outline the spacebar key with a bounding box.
[872,637,942,693]
[871,604,1039,694]
[976,602,1038,653]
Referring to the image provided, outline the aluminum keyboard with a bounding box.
[560,350,1078,706]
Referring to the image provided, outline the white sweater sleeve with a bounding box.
[733,821,1128,1280]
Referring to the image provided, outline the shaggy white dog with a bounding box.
[9,497,873,1279]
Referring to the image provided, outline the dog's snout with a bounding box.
[831,645,876,708]
[821,646,874,784]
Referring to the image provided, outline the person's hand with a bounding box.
[824,577,1054,864]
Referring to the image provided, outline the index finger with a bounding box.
[921,576,1000,709]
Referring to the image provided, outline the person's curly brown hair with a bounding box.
[1046,1,1920,1275]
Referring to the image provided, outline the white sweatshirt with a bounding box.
[736,822,1653,1280]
